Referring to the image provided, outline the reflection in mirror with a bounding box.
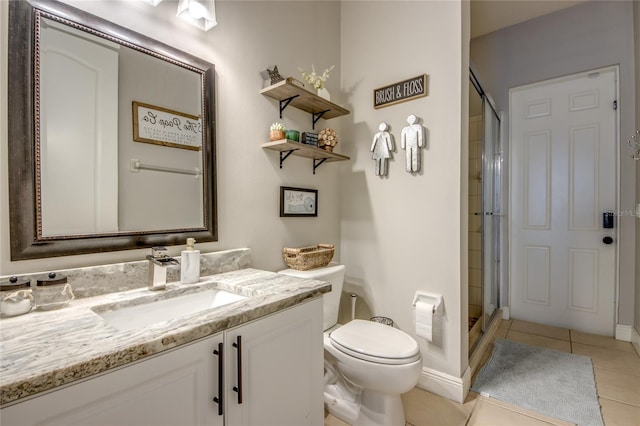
[38,17,204,237]
[8,0,217,259]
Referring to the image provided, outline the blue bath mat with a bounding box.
[471,338,603,426]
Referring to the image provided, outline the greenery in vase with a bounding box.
[270,122,286,131]
[299,65,335,90]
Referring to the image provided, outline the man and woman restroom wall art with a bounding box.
[370,114,427,176]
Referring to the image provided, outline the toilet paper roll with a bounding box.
[415,301,433,342]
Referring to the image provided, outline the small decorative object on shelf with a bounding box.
[318,128,338,152]
[317,87,331,101]
[270,122,286,141]
[260,65,284,87]
[285,129,300,142]
[301,132,318,147]
[299,64,335,95]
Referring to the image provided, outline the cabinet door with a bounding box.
[1,333,224,426]
[224,298,323,426]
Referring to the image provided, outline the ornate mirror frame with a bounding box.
[8,0,217,260]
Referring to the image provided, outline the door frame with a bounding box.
[507,65,620,333]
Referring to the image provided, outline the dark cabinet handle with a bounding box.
[602,236,614,245]
[232,336,243,404]
[213,342,224,415]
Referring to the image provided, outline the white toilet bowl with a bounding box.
[278,265,422,426]
[324,320,422,426]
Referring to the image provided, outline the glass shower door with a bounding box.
[481,98,501,329]
[468,71,501,354]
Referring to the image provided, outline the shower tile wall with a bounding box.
[468,115,482,329]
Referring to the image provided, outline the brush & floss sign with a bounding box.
[373,74,429,109]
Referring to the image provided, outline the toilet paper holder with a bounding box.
[412,291,443,315]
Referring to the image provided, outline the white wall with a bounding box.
[340,0,470,400]
[471,0,637,328]
[0,0,343,275]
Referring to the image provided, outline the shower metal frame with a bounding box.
[469,68,502,355]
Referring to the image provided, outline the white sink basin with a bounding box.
[95,289,247,332]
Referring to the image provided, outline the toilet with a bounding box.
[278,264,422,426]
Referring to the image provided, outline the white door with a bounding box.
[509,67,617,336]
[40,19,119,236]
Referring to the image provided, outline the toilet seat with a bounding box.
[329,320,420,365]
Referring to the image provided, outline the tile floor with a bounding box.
[324,319,640,426]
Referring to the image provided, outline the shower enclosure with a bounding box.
[468,69,501,354]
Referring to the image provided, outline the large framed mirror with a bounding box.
[8,0,217,260]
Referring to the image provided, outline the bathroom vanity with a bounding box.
[0,268,328,425]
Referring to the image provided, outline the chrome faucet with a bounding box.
[147,246,179,290]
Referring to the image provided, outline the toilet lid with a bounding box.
[329,320,420,365]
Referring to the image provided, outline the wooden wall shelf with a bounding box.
[262,139,350,174]
[260,78,350,129]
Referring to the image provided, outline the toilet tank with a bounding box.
[278,263,345,331]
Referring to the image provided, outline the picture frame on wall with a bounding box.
[132,101,202,151]
[280,187,318,217]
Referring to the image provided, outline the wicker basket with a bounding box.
[282,244,335,271]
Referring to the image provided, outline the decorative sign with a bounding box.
[301,132,318,147]
[280,186,318,217]
[133,101,202,151]
[373,74,429,109]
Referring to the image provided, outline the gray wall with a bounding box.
[471,0,637,329]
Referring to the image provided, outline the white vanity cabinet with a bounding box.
[0,298,323,426]
[1,331,225,426]
[224,297,324,426]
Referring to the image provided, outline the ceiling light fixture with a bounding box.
[177,0,217,31]
[142,0,164,6]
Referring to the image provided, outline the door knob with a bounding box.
[602,236,614,245]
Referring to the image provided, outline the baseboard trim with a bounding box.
[615,324,632,342]
[631,327,640,354]
[416,366,470,404]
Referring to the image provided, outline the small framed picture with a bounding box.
[280,187,318,217]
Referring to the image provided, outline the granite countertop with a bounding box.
[0,268,330,406]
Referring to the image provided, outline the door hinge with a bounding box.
[613,100,617,110]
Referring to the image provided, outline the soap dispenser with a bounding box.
[181,238,200,284]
